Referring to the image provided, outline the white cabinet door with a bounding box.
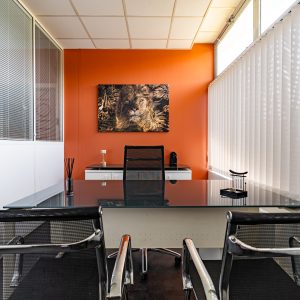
[165,171,192,180]
[111,172,123,180]
[85,171,112,180]
[85,169,192,180]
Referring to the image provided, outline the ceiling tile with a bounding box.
[174,0,210,17]
[37,16,88,38]
[200,7,233,31]
[57,39,95,48]
[170,17,202,39]
[71,0,124,16]
[167,39,193,49]
[194,31,219,43]
[94,39,130,49]
[81,17,128,38]
[128,17,171,39]
[125,0,174,16]
[131,39,167,49]
[21,0,75,15]
[211,0,241,8]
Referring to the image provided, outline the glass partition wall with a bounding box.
[0,0,33,140]
[35,25,62,141]
[0,0,62,141]
[0,0,63,208]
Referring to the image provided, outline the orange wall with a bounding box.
[64,44,214,179]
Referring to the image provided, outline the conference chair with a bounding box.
[182,211,300,300]
[123,145,181,278]
[0,207,133,300]
[123,179,168,207]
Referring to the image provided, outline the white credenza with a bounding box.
[85,164,192,180]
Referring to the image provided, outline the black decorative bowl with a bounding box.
[220,188,248,199]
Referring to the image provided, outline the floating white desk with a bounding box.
[85,164,192,180]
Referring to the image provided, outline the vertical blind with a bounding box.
[35,25,61,141]
[0,0,33,140]
[208,3,300,199]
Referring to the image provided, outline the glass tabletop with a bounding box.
[5,180,300,209]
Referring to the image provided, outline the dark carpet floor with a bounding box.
[4,250,300,300]
[125,249,186,300]
[2,249,188,300]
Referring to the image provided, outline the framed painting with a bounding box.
[97,84,169,132]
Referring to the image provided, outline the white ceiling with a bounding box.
[20,0,241,49]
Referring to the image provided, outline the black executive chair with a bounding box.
[0,207,133,300]
[124,145,181,277]
[123,179,167,207]
[182,211,300,300]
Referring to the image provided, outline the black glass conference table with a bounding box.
[6,180,300,249]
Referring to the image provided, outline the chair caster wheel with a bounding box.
[141,273,147,280]
[175,256,181,266]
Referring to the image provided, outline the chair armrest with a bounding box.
[289,236,300,247]
[183,238,218,300]
[107,234,133,299]
[228,235,300,257]
[0,230,103,254]
[289,236,300,286]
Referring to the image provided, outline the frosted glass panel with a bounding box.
[35,25,62,141]
[261,0,297,33]
[0,0,33,140]
[216,0,253,75]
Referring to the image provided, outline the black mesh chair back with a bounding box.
[0,207,133,300]
[123,145,165,180]
[183,212,300,300]
[122,145,180,276]
[123,180,166,207]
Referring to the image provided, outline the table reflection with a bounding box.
[5,180,300,209]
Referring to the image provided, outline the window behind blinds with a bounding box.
[0,0,33,140]
[208,3,300,199]
[35,25,62,141]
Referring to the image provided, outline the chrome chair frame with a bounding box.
[289,235,300,285]
[0,207,133,300]
[182,211,300,300]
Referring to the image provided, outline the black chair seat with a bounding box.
[0,207,133,300]
[189,258,300,300]
[6,250,102,300]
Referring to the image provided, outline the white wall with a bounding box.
[0,141,63,208]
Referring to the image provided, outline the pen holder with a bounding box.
[66,177,73,195]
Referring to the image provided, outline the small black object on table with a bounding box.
[220,169,248,199]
